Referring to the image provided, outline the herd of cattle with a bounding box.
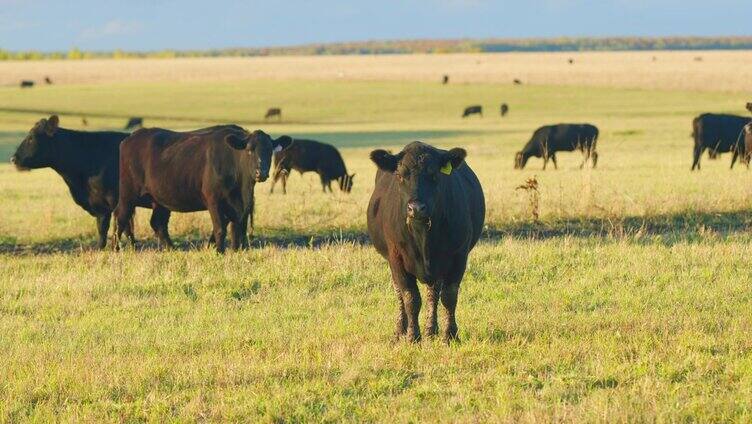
[7,104,752,341]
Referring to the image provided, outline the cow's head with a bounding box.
[514,151,529,169]
[370,142,466,228]
[225,131,293,182]
[338,173,355,193]
[11,115,60,170]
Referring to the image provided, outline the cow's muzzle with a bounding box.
[406,200,431,229]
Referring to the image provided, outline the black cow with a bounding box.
[746,103,752,114]
[270,138,354,194]
[462,105,482,118]
[442,75,449,85]
[513,79,523,85]
[367,141,485,343]
[10,115,129,249]
[20,80,34,88]
[691,113,750,170]
[44,76,53,85]
[500,103,509,117]
[124,117,143,131]
[515,124,599,170]
[265,108,282,120]
[115,126,292,252]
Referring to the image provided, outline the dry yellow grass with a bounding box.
[2,50,752,92]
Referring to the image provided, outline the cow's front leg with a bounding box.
[96,213,111,250]
[388,257,419,342]
[424,283,442,338]
[441,257,467,344]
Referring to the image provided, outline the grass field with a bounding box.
[2,54,752,422]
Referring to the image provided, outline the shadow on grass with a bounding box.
[2,209,751,256]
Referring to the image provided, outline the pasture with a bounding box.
[1,53,752,422]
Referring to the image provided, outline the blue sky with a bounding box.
[1,0,750,51]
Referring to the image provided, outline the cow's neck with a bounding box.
[49,129,98,177]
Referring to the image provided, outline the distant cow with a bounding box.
[115,126,292,252]
[515,124,599,170]
[10,115,129,249]
[270,138,354,194]
[462,105,482,118]
[513,79,523,85]
[367,142,485,343]
[44,76,53,84]
[500,103,509,117]
[568,58,574,64]
[691,113,750,170]
[265,108,282,120]
[442,75,449,84]
[746,103,752,114]
[124,117,143,131]
[20,80,34,88]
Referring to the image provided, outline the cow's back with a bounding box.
[694,114,750,150]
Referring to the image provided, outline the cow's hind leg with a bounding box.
[692,145,704,171]
[95,212,111,250]
[149,204,173,249]
[114,203,136,250]
[389,258,420,342]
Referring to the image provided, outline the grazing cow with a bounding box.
[515,124,599,170]
[265,108,282,120]
[124,117,143,131]
[44,76,53,84]
[513,79,523,85]
[691,113,750,170]
[270,137,354,194]
[500,103,509,117]
[367,142,485,343]
[115,126,292,252]
[10,115,129,249]
[20,80,34,88]
[462,105,482,118]
[442,75,449,85]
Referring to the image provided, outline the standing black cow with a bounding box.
[691,113,750,170]
[20,80,34,88]
[442,75,449,85]
[462,105,482,118]
[367,141,485,343]
[270,138,354,194]
[115,126,292,252]
[515,124,599,170]
[265,108,282,120]
[10,115,129,249]
[500,103,509,117]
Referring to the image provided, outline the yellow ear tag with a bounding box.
[440,162,453,175]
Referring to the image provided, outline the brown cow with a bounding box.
[115,125,292,252]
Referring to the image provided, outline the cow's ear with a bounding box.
[441,148,466,173]
[274,135,293,152]
[225,134,248,150]
[370,149,399,172]
[46,115,59,136]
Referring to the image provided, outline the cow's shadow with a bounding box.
[2,209,751,255]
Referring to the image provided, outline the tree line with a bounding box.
[2,37,752,61]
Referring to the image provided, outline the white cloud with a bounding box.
[79,20,144,40]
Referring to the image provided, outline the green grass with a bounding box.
[1,79,752,422]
